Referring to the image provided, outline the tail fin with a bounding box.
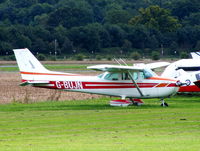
[13,48,48,73]
[190,52,200,59]
[13,48,50,82]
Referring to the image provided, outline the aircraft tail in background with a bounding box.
[190,52,200,59]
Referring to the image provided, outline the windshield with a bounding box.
[97,73,104,78]
[143,69,157,78]
[104,73,119,80]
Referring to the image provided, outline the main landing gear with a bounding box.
[130,98,144,106]
[160,99,168,107]
[110,98,168,107]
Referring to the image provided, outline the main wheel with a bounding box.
[161,102,168,107]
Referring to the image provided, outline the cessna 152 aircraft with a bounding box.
[13,48,180,107]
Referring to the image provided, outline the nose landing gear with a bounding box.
[160,99,168,107]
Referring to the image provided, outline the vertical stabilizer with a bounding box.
[190,52,200,59]
[13,48,49,81]
[13,48,48,73]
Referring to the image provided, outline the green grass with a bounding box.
[0,64,88,72]
[0,95,200,151]
[45,64,88,71]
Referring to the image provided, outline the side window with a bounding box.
[122,72,138,80]
[133,72,138,80]
[139,72,145,79]
[104,73,119,80]
[196,73,200,80]
[122,73,130,80]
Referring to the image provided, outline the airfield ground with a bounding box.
[0,61,200,151]
[0,96,200,151]
[0,72,102,104]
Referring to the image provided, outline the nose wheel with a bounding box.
[160,99,168,107]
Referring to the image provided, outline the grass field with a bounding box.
[0,64,88,72]
[0,95,200,151]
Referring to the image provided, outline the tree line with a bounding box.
[0,0,199,60]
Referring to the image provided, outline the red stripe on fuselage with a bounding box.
[30,81,177,90]
[82,82,157,89]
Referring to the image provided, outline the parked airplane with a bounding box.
[161,58,200,92]
[13,48,180,107]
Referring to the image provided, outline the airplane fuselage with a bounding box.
[21,71,179,99]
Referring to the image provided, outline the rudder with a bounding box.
[13,48,48,73]
[13,48,49,81]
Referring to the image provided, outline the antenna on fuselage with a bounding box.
[114,58,128,66]
[119,58,128,66]
[114,58,122,65]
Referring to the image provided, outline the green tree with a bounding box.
[68,23,101,52]
[61,37,73,54]
[151,51,160,60]
[129,5,181,33]
[130,51,141,60]
[105,24,125,47]
[177,26,200,49]
[105,9,131,24]
[48,1,93,28]
[171,0,200,19]
[0,42,12,55]
[10,0,37,8]
[37,53,46,61]
[195,41,200,50]
[183,13,200,26]
[33,14,49,26]
[180,51,188,58]
[122,39,132,52]
[15,35,32,48]
[127,25,149,49]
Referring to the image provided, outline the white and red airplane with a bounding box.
[13,48,180,107]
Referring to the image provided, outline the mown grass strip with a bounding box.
[0,95,200,151]
[0,64,88,72]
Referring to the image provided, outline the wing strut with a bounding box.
[127,71,144,97]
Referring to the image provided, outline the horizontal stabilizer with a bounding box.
[191,52,200,59]
[20,81,50,86]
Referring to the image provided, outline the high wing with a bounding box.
[87,64,145,96]
[87,64,144,72]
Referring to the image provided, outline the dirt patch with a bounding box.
[0,72,101,104]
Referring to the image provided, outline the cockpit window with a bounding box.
[98,73,104,78]
[104,73,119,80]
[143,69,155,78]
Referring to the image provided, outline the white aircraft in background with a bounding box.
[161,53,200,92]
[190,52,200,59]
[13,48,180,107]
